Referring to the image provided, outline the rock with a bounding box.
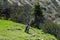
[32,34,35,37]
[54,18,60,24]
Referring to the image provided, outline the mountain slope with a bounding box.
[1,0,60,24]
[0,20,57,40]
[7,0,60,24]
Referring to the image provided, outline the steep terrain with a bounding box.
[0,20,57,40]
[7,0,60,24]
[0,0,60,24]
[39,0,60,24]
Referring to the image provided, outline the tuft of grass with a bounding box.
[0,20,57,40]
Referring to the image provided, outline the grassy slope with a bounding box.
[0,20,57,40]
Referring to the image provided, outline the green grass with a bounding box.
[0,20,57,40]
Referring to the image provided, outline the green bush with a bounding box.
[39,20,60,40]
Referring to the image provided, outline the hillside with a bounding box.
[0,0,60,24]
[0,20,57,40]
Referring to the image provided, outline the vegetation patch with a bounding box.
[40,20,60,40]
[0,20,57,40]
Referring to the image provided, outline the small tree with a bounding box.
[30,2,44,29]
[24,2,44,33]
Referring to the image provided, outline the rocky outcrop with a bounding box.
[0,0,60,24]
[36,0,60,24]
